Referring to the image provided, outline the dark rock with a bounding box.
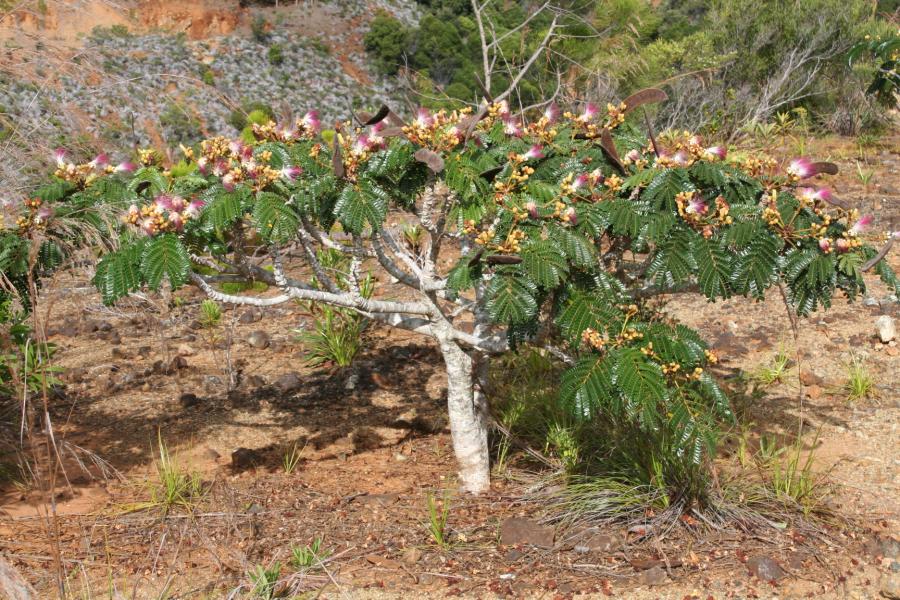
[203,375,223,392]
[111,347,130,359]
[97,321,113,332]
[168,356,188,371]
[499,517,554,548]
[246,330,270,349]
[66,367,87,383]
[179,393,202,408]
[137,346,152,357]
[58,324,80,337]
[712,331,749,356]
[239,309,262,324]
[638,565,668,586]
[231,447,265,470]
[747,555,786,582]
[274,372,302,393]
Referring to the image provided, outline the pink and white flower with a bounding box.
[672,151,691,167]
[414,108,434,128]
[53,148,67,167]
[849,214,873,236]
[543,103,560,123]
[280,165,302,180]
[222,173,236,191]
[168,195,187,213]
[89,153,109,170]
[526,201,538,219]
[704,146,727,160]
[139,217,156,236]
[184,199,205,219]
[818,238,832,253]
[34,206,53,223]
[168,211,184,231]
[685,195,707,215]
[787,157,814,179]
[624,149,641,163]
[502,118,522,137]
[563,206,577,225]
[114,161,136,173]
[523,145,544,160]
[300,110,320,133]
[577,103,598,123]
[835,238,851,253]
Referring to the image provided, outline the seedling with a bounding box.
[290,537,330,570]
[752,344,792,386]
[281,442,305,475]
[247,562,281,599]
[843,355,875,402]
[426,490,452,549]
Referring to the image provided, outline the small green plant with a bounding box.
[752,344,791,386]
[251,15,269,43]
[201,68,215,86]
[296,305,365,368]
[281,442,304,475]
[268,43,285,65]
[198,299,222,329]
[855,161,875,188]
[425,490,452,549]
[545,422,580,473]
[290,537,330,569]
[247,562,281,599]
[843,355,875,402]
[127,432,204,514]
[756,432,823,513]
[402,223,426,255]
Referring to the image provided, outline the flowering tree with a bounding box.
[45,91,897,494]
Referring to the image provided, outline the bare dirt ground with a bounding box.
[0,134,898,598]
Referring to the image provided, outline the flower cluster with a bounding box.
[52,149,135,187]
[7,197,54,234]
[252,111,322,143]
[123,194,204,236]
[675,192,732,237]
[653,133,727,169]
[197,137,300,191]
[403,107,468,152]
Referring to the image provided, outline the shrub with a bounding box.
[364,11,411,75]
[55,91,897,498]
[267,43,285,66]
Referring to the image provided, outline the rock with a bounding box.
[246,330,270,349]
[176,344,196,357]
[353,493,400,506]
[499,517,555,548]
[274,372,302,393]
[401,547,422,565]
[876,315,896,343]
[239,309,262,324]
[137,346,152,357]
[111,347,130,359]
[203,376,223,392]
[638,565,668,586]
[746,555,786,582]
[882,573,900,599]
[179,393,201,408]
[231,447,264,470]
[168,356,188,371]
[799,371,825,386]
[581,532,620,553]
[97,320,113,332]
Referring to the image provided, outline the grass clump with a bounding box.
[198,299,221,329]
[425,491,452,549]
[247,562,281,599]
[752,344,792,386]
[843,355,875,402]
[125,433,205,514]
[290,537,330,569]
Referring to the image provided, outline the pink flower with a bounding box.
[168,211,184,231]
[35,206,53,223]
[139,217,155,236]
[543,103,559,123]
[154,194,173,211]
[624,149,641,163]
[89,153,109,170]
[228,140,244,157]
[685,195,707,215]
[563,206,577,225]
[197,157,209,174]
[278,123,298,141]
[184,199,205,219]
[787,158,814,179]
[688,135,703,147]
[114,161,136,173]
[53,148,67,167]
[280,165,302,180]
[169,195,187,212]
[572,173,589,190]
[835,238,851,253]
[414,108,434,128]
[353,134,372,155]
[212,160,229,177]
[849,214,873,236]
[446,125,463,143]
[301,110,320,132]
[672,151,690,167]
[704,146,726,160]
[814,188,833,202]
[525,201,538,219]
[818,238,832,253]
[502,118,522,137]
[222,173,236,192]
[578,103,598,122]
[523,145,544,160]
[797,187,832,203]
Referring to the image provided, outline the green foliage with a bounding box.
[159,102,202,145]
[247,562,281,600]
[849,32,900,105]
[290,537,330,569]
[267,43,285,66]
[296,305,366,369]
[425,490,452,549]
[198,299,222,329]
[364,11,411,75]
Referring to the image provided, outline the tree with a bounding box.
[60,90,897,494]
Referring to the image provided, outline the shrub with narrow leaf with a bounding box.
[57,89,897,497]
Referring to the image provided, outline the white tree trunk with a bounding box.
[437,335,490,494]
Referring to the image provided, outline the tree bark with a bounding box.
[437,335,490,494]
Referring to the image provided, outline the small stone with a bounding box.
[581,532,620,553]
[274,372,302,393]
[177,344,196,357]
[747,555,786,582]
[799,371,825,386]
[179,393,201,408]
[168,356,188,371]
[401,547,422,565]
[638,566,668,586]
[876,315,896,343]
[499,517,555,548]
[231,447,264,470]
[882,573,900,599]
[239,309,262,324]
[246,330,270,349]
[97,321,113,332]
